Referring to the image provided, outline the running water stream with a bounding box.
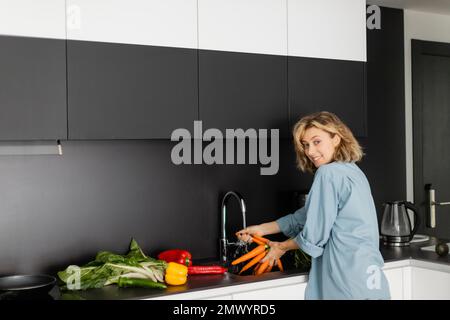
[226,241,249,274]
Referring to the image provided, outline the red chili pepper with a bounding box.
[188,265,227,275]
[157,249,192,266]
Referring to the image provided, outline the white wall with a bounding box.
[404,10,450,202]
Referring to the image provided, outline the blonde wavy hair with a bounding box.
[292,111,364,173]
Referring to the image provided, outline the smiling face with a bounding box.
[301,127,341,168]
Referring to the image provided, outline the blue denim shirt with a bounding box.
[276,162,391,300]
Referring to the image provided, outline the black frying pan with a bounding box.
[0,275,56,297]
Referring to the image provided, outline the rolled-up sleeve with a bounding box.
[276,206,307,238]
[293,167,339,258]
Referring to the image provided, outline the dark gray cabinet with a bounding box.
[0,35,366,141]
[67,40,198,139]
[199,50,288,137]
[0,35,67,140]
[288,56,367,137]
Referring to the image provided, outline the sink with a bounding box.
[226,257,308,278]
[227,270,285,280]
[420,242,450,252]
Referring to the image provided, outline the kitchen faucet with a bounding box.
[220,191,247,265]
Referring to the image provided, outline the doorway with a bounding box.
[412,39,450,239]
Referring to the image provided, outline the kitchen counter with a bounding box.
[52,267,308,300]
[380,236,450,266]
[50,236,449,300]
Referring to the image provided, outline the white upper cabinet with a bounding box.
[0,1,367,60]
[66,0,198,48]
[198,0,287,55]
[288,0,366,61]
[0,0,65,39]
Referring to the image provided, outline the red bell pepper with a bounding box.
[157,249,192,266]
[188,265,227,275]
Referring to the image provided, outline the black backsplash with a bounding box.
[0,140,311,275]
[0,7,406,276]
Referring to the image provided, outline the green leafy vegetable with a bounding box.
[293,248,311,270]
[57,238,167,291]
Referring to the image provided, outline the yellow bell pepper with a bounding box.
[165,262,188,286]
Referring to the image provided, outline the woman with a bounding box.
[236,111,390,300]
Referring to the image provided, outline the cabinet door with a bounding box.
[67,41,197,139]
[198,0,287,55]
[199,50,288,137]
[0,0,65,39]
[203,294,233,300]
[0,1,67,140]
[67,0,197,49]
[288,56,367,137]
[232,283,306,300]
[288,0,366,61]
[412,267,450,300]
[383,268,404,300]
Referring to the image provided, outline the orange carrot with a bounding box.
[255,260,270,275]
[231,244,267,265]
[253,264,260,275]
[253,235,270,244]
[276,259,284,271]
[265,264,273,273]
[239,251,267,274]
[250,237,265,246]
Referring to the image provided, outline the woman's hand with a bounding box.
[235,225,265,243]
[260,241,287,267]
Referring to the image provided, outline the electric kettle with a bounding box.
[380,201,420,247]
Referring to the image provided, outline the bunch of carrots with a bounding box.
[231,235,284,275]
